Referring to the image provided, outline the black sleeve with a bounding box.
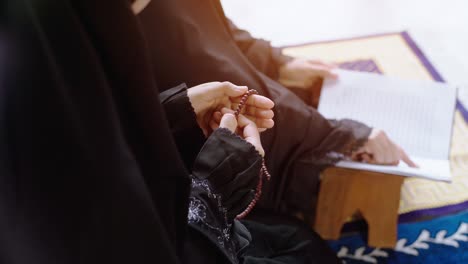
[286,85,372,157]
[186,128,262,262]
[226,19,293,80]
[191,128,262,220]
[314,119,372,158]
[159,84,206,169]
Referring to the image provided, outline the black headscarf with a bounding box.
[1,0,188,263]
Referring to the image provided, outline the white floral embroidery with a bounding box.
[188,178,236,261]
[337,247,388,263]
[191,178,213,195]
[336,222,468,262]
[395,222,468,256]
[188,197,207,223]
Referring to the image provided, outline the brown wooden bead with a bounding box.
[235,89,271,220]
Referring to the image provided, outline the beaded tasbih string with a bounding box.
[234,89,271,220]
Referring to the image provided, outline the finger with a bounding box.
[366,136,394,165]
[199,81,247,100]
[362,142,381,163]
[221,108,274,129]
[367,156,400,166]
[382,142,398,164]
[353,146,367,155]
[242,106,274,119]
[325,70,339,80]
[306,65,338,80]
[351,151,366,161]
[219,82,248,97]
[238,115,264,157]
[366,158,393,166]
[210,111,222,131]
[209,119,219,132]
[311,59,339,69]
[400,148,418,168]
[243,121,261,140]
[236,113,255,128]
[377,148,392,164]
[232,94,274,109]
[258,128,267,133]
[220,107,235,115]
[377,152,394,165]
[243,114,274,129]
[212,111,222,124]
[219,113,237,133]
[361,153,373,164]
[385,141,403,166]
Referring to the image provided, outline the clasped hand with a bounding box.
[187,82,274,136]
[187,82,273,156]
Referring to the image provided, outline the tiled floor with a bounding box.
[222,0,468,85]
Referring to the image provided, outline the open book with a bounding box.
[318,70,458,181]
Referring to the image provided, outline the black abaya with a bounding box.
[1,1,187,263]
[1,1,341,263]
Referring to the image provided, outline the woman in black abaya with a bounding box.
[2,1,189,262]
[1,0,339,263]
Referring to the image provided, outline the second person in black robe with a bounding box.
[137,0,372,214]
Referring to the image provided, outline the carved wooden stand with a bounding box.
[314,167,404,248]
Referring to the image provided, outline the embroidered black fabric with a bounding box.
[187,128,263,263]
[160,86,263,262]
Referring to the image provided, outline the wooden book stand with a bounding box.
[314,167,404,248]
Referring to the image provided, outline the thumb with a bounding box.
[219,113,238,133]
[238,114,264,157]
[219,82,248,97]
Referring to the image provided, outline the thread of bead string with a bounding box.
[234,89,271,220]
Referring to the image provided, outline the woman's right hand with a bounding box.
[218,112,265,157]
[352,129,417,167]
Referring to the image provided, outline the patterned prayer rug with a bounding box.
[283,32,468,220]
[328,210,468,264]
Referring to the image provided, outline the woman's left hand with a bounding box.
[218,113,265,157]
[278,58,338,89]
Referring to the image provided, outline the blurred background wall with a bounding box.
[221,0,468,85]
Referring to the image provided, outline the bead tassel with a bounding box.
[234,89,271,220]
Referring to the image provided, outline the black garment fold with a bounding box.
[1,0,187,263]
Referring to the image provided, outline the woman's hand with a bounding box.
[187,82,274,136]
[218,112,265,157]
[278,58,338,89]
[131,0,151,14]
[209,105,274,137]
[352,129,417,167]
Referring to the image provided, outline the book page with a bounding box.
[336,157,451,181]
[319,70,457,160]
